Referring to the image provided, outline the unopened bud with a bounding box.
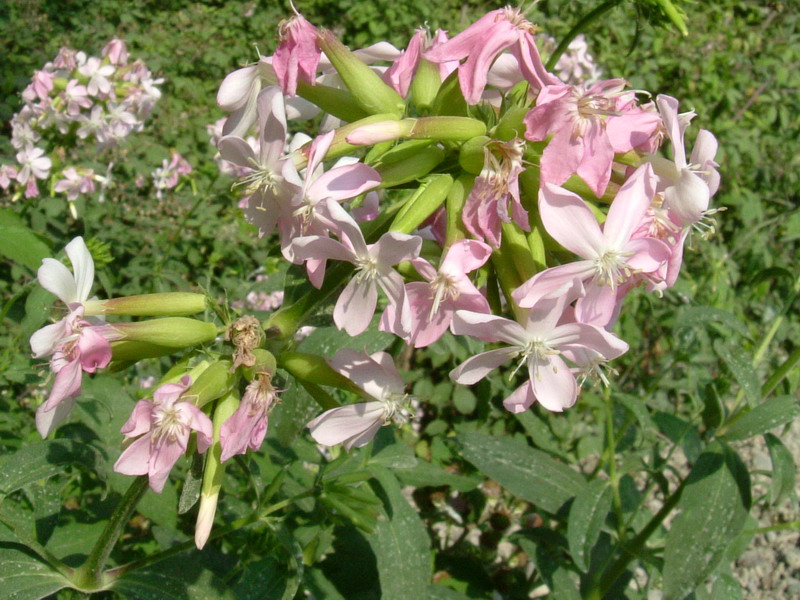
[111,318,218,349]
[195,390,239,549]
[187,360,238,408]
[410,58,442,112]
[459,136,492,175]
[390,174,453,234]
[376,146,444,188]
[83,293,207,317]
[347,117,485,146]
[280,352,363,396]
[317,30,405,116]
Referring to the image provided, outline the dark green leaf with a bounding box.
[663,447,751,600]
[674,306,750,338]
[452,386,477,415]
[232,558,287,599]
[713,340,760,406]
[765,433,796,505]
[0,544,70,600]
[567,479,613,572]
[0,441,99,495]
[709,573,743,600]
[457,433,586,513]
[112,554,236,600]
[368,466,431,600]
[0,209,51,270]
[297,324,394,357]
[395,460,480,492]
[721,395,800,441]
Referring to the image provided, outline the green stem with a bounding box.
[107,489,313,580]
[72,476,149,590]
[546,0,624,70]
[604,389,625,542]
[762,347,800,397]
[585,479,686,600]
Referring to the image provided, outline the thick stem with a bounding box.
[585,479,686,600]
[546,0,624,71]
[72,476,149,590]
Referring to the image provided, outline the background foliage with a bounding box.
[1,1,798,599]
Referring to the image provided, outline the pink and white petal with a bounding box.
[452,282,490,314]
[181,403,214,453]
[307,402,386,447]
[539,127,582,187]
[42,358,82,412]
[120,400,154,437]
[457,25,518,104]
[576,120,614,197]
[512,262,594,309]
[562,323,629,360]
[334,278,377,336]
[406,283,451,348]
[539,184,604,258]
[308,163,381,202]
[147,437,185,493]
[378,270,412,336]
[65,237,94,304]
[218,136,257,168]
[217,65,258,111]
[36,394,77,438]
[257,86,288,167]
[502,381,536,414]
[441,239,493,276]
[574,283,618,327]
[410,257,437,282]
[625,237,672,273]
[305,131,335,181]
[77,327,112,373]
[153,377,192,406]
[291,235,354,264]
[323,199,369,256]
[38,258,77,305]
[343,418,385,451]
[451,310,527,345]
[656,95,686,168]
[665,170,710,226]
[113,434,152,476]
[374,232,422,267]
[30,319,68,358]
[606,110,661,153]
[530,355,577,412]
[604,164,657,249]
[450,347,519,385]
[423,11,502,63]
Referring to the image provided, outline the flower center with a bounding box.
[429,272,460,320]
[354,255,378,284]
[502,7,538,34]
[380,390,414,425]
[511,338,555,380]
[153,405,188,442]
[593,249,632,288]
[237,158,280,195]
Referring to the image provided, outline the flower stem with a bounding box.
[545,0,624,71]
[72,475,149,591]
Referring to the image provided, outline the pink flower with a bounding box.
[31,70,54,101]
[62,80,92,115]
[54,168,95,202]
[114,376,213,493]
[462,138,529,247]
[512,164,672,326]
[291,199,422,336]
[648,94,720,228]
[524,79,660,197]
[15,147,51,185]
[383,29,457,98]
[405,240,492,347]
[0,165,18,190]
[307,350,411,451]
[79,57,116,97]
[450,284,628,413]
[102,39,129,65]
[216,58,275,138]
[34,309,112,438]
[272,7,321,97]
[219,372,278,462]
[423,7,557,104]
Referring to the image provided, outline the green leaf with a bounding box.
[452,386,476,415]
[709,573,743,600]
[428,585,473,599]
[0,544,70,600]
[567,479,613,572]
[232,558,287,599]
[673,306,750,338]
[270,376,319,447]
[515,410,568,458]
[367,466,431,600]
[713,340,760,406]
[720,395,800,441]
[297,324,394,357]
[765,433,796,505]
[112,554,236,600]
[0,209,50,270]
[0,440,99,495]
[663,447,751,600]
[395,460,480,492]
[457,433,586,513]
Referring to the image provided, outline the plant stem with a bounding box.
[604,388,625,542]
[72,476,149,590]
[546,0,623,70]
[761,347,800,397]
[585,479,686,600]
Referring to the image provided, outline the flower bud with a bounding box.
[375,146,444,188]
[445,174,474,246]
[279,351,362,396]
[241,349,277,380]
[458,135,492,175]
[390,174,453,234]
[431,71,468,117]
[317,29,405,117]
[187,360,238,408]
[348,117,486,146]
[295,80,369,122]
[410,58,442,112]
[83,293,207,317]
[110,318,218,348]
[195,390,240,549]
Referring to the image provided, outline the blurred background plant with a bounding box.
[0,1,797,599]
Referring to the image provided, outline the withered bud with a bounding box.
[226,316,263,372]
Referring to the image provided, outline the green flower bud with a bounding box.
[187,360,238,408]
[410,58,442,112]
[83,293,207,317]
[295,80,370,122]
[459,135,492,175]
[111,318,218,348]
[279,351,363,396]
[375,146,444,188]
[390,174,453,234]
[431,70,468,117]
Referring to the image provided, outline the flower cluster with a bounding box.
[208,5,719,448]
[1,39,162,207]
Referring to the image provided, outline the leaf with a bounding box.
[709,573,743,600]
[452,386,477,415]
[112,554,236,600]
[765,433,795,505]
[515,410,568,458]
[367,466,431,600]
[428,585,473,599]
[0,209,51,270]
[457,433,586,513]
[673,306,750,339]
[232,558,287,599]
[297,323,394,357]
[395,460,480,492]
[369,442,418,470]
[567,479,613,572]
[713,340,760,406]
[0,544,70,600]
[662,447,751,600]
[720,395,800,441]
[0,440,99,495]
[270,376,319,447]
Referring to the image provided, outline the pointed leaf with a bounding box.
[567,479,613,572]
[713,340,760,406]
[720,395,800,442]
[0,544,70,600]
[232,558,287,599]
[0,209,51,270]
[663,447,751,600]
[765,433,796,505]
[112,554,236,600]
[457,433,586,513]
[0,441,99,495]
[673,306,750,339]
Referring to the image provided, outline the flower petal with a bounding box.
[530,355,577,412]
[65,237,94,304]
[539,184,605,259]
[451,310,527,346]
[450,347,519,385]
[334,277,377,336]
[38,258,77,305]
